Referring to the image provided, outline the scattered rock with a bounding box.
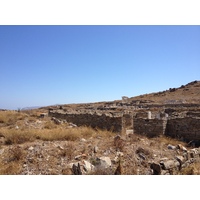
[175,156,185,170]
[51,117,62,125]
[69,123,77,128]
[72,163,82,175]
[138,153,146,160]
[167,144,176,150]
[57,145,64,150]
[75,154,87,160]
[103,149,111,156]
[80,138,86,142]
[28,146,34,151]
[177,144,187,152]
[94,146,98,153]
[82,160,95,173]
[114,160,122,175]
[0,136,5,145]
[98,157,112,168]
[0,149,4,155]
[150,162,161,175]
[74,155,82,160]
[160,160,180,170]
[116,151,124,157]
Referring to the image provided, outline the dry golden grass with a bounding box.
[1,110,106,144]
[43,120,58,129]
[0,111,27,126]
[2,129,36,144]
[0,124,113,145]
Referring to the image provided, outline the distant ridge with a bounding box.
[21,106,41,110]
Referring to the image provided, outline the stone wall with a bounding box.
[49,109,200,142]
[133,118,167,137]
[49,111,122,132]
[165,117,200,142]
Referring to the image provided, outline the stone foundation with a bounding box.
[49,111,122,132]
[49,109,200,142]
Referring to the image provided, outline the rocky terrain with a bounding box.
[0,80,200,175]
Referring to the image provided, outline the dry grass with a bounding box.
[178,162,200,175]
[2,129,36,145]
[60,141,76,160]
[0,111,27,126]
[0,124,113,145]
[0,146,26,175]
[0,161,23,175]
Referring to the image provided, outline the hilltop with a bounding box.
[129,80,200,105]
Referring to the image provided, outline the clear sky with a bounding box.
[0,25,200,110]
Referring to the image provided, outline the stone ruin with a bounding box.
[48,102,200,145]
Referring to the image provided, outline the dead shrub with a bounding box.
[8,147,24,162]
[0,161,22,175]
[114,135,125,151]
[136,147,151,156]
[135,146,153,160]
[44,121,57,129]
[65,142,76,160]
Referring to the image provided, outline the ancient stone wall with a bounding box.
[165,117,200,142]
[49,109,200,142]
[49,111,122,132]
[133,118,167,137]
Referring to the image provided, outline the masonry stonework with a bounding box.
[49,106,200,143]
[133,118,167,137]
[165,117,200,142]
[49,111,122,132]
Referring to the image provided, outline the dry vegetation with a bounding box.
[0,110,199,175]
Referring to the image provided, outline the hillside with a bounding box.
[129,80,200,104]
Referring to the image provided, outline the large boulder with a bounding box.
[92,156,112,169]
[160,159,180,170]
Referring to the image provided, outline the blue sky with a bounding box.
[0,25,200,109]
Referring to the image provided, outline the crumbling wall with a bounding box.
[165,117,200,142]
[133,118,167,137]
[151,147,200,175]
[49,111,122,132]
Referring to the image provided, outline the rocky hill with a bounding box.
[40,80,200,111]
[129,80,200,104]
